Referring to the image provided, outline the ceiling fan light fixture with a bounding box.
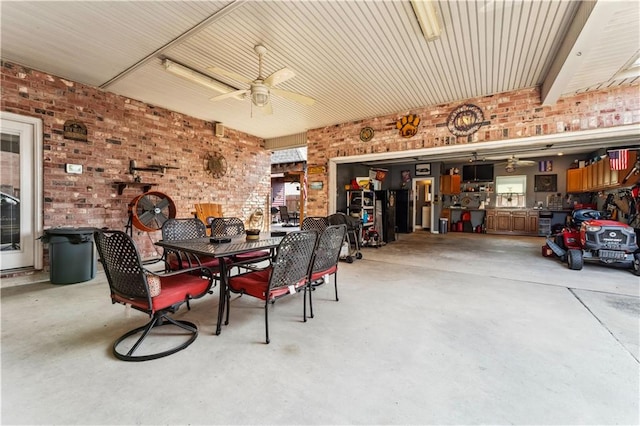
[251,84,270,107]
[410,0,443,41]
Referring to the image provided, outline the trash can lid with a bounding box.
[44,227,97,235]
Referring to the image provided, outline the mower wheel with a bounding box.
[632,253,640,276]
[356,252,363,260]
[567,249,583,270]
[345,256,353,264]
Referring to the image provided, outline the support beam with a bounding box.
[541,0,616,105]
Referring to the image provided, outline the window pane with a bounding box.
[1,132,21,250]
[496,175,526,194]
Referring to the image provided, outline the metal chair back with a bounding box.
[279,206,291,224]
[162,217,207,240]
[311,224,347,276]
[301,216,329,232]
[161,218,209,270]
[210,217,245,237]
[94,230,150,303]
[269,230,318,295]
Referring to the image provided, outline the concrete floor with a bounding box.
[1,232,639,425]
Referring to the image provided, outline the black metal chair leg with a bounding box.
[308,283,314,318]
[303,285,308,322]
[264,302,270,344]
[334,275,339,301]
[113,313,198,362]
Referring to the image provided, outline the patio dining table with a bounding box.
[155,234,283,335]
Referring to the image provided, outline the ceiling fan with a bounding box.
[208,44,315,114]
[494,155,536,173]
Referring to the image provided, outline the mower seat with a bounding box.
[571,209,602,227]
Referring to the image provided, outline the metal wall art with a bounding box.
[359,126,374,142]
[446,104,484,136]
[396,114,420,138]
[204,152,227,178]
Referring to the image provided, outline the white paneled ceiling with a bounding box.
[1,0,639,143]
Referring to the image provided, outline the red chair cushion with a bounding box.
[228,267,306,301]
[310,264,338,281]
[169,255,226,271]
[113,272,211,313]
[233,250,270,262]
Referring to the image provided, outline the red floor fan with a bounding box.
[126,191,177,236]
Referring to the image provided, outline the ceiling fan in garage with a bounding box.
[493,155,537,173]
[208,44,315,115]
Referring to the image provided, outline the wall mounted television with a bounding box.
[462,164,494,182]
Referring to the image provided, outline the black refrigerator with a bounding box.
[375,190,396,243]
[395,189,412,233]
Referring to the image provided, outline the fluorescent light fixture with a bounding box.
[163,58,239,95]
[613,53,640,81]
[410,0,443,41]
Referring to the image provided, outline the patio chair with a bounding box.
[307,224,347,318]
[279,205,299,227]
[209,217,272,270]
[301,216,329,232]
[226,230,318,343]
[328,212,363,262]
[93,230,214,361]
[161,218,226,274]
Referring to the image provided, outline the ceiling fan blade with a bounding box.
[264,68,296,87]
[210,89,248,102]
[517,160,536,166]
[271,87,316,106]
[208,66,253,84]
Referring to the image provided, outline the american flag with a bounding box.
[608,149,628,171]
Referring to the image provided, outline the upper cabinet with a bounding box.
[566,151,638,193]
[566,168,583,193]
[440,174,461,195]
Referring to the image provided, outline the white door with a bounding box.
[0,113,43,271]
[412,178,434,232]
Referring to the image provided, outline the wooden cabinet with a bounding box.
[495,210,512,232]
[593,161,604,189]
[566,151,638,193]
[610,166,619,186]
[486,209,539,235]
[603,160,611,187]
[440,175,461,195]
[527,214,538,234]
[566,168,583,193]
[485,209,496,232]
[586,164,593,189]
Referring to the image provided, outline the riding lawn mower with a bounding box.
[542,208,640,275]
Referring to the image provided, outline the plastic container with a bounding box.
[42,227,97,284]
[439,218,449,234]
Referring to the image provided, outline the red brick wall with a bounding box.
[1,61,271,261]
[306,85,640,215]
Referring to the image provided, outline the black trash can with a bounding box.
[42,227,97,284]
[439,218,449,234]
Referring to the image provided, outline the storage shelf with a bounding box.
[114,182,158,195]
